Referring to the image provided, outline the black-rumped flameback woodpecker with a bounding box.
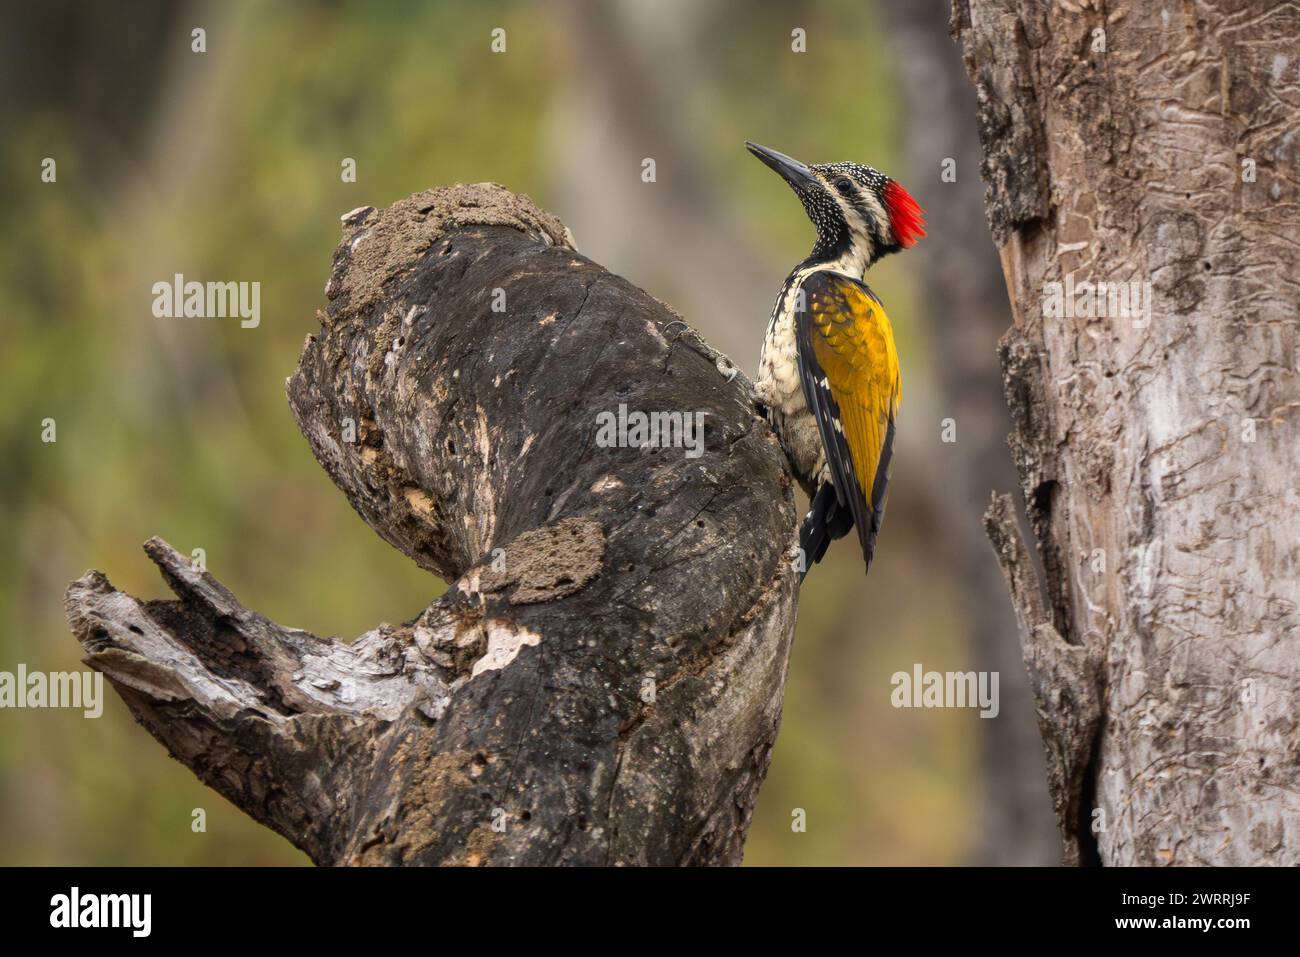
[746,141,925,579]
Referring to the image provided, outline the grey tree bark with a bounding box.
[64,184,800,865]
[955,0,1300,864]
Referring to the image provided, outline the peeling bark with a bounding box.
[65,184,799,865]
[957,1,1300,864]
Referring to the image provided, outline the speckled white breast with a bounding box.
[756,269,829,493]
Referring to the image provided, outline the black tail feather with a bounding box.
[799,482,855,581]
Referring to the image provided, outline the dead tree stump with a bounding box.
[64,184,799,866]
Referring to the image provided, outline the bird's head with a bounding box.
[746,141,925,276]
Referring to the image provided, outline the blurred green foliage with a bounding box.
[1,0,972,865]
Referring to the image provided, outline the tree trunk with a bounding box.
[64,184,799,865]
[955,0,1300,865]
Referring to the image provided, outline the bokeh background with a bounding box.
[0,0,1058,865]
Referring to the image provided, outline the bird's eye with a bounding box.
[835,177,854,194]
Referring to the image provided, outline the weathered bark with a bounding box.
[956,1,1300,864]
[64,184,799,865]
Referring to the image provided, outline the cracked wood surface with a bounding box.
[956,1,1300,864]
[64,183,799,865]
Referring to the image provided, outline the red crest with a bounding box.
[883,181,926,248]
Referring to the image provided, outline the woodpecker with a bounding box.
[746,141,925,578]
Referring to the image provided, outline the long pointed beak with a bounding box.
[746,141,819,191]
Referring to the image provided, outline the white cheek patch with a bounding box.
[860,190,890,245]
[846,204,876,256]
[824,186,875,276]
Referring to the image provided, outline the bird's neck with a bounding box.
[806,234,873,280]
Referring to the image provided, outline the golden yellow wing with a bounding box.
[796,270,901,569]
